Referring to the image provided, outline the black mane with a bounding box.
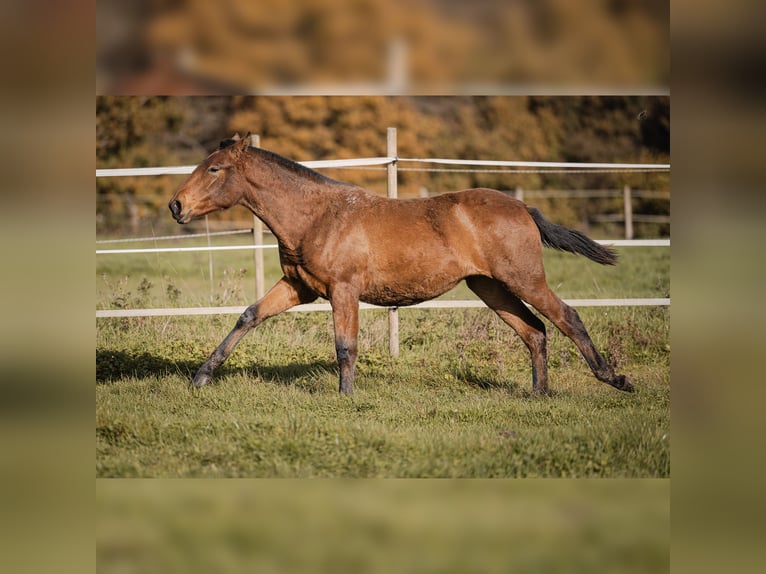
[218,138,348,186]
[252,147,342,185]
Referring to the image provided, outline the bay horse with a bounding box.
[169,133,633,395]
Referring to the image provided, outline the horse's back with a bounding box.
[437,188,536,237]
[450,187,526,211]
[354,187,537,257]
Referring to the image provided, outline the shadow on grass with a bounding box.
[447,366,570,398]
[245,362,337,393]
[96,348,553,397]
[96,349,191,384]
[96,348,336,389]
[449,366,521,394]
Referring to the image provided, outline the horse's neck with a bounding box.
[240,161,337,247]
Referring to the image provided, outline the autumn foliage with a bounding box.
[97,96,669,236]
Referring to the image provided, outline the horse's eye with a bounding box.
[208,166,221,174]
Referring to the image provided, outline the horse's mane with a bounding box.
[253,147,342,185]
[219,138,348,186]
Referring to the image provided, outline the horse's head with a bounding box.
[169,133,254,224]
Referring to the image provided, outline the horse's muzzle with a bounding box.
[169,199,183,222]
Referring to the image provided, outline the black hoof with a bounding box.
[610,375,634,393]
[191,369,213,388]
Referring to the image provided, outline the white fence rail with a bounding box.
[96,130,670,355]
[95,238,668,256]
[96,298,670,319]
[95,229,253,244]
[96,244,279,255]
[97,157,669,178]
[96,157,396,178]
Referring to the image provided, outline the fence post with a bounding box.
[515,186,524,202]
[387,37,408,93]
[205,215,214,299]
[251,134,265,300]
[623,185,634,240]
[387,127,400,359]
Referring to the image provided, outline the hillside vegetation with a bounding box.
[96,96,669,236]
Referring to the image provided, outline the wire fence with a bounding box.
[95,229,253,244]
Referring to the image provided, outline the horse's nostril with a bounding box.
[169,200,181,216]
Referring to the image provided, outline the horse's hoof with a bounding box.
[191,370,212,388]
[611,375,634,393]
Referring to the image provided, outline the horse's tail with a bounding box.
[526,207,618,265]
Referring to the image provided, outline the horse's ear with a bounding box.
[218,137,238,150]
[231,133,241,141]
[231,132,254,156]
[241,132,256,149]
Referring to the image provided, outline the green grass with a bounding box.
[97,479,669,574]
[96,310,669,477]
[97,242,669,477]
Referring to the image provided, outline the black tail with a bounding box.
[526,207,618,265]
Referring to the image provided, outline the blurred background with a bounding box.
[96,95,669,238]
[9,0,766,571]
[97,479,669,574]
[97,0,669,95]
[94,94,670,571]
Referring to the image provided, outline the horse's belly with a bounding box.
[361,273,462,307]
[360,290,444,308]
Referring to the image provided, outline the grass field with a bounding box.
[97,479,669,573]
[96,235,669,478]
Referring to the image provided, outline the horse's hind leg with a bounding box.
[328,284,360,396]
[191,277,316,387]
[512,280,633,392]
[466,276,549,394]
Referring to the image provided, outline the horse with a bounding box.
[169,133,633,395]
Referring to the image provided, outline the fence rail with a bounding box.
[96,157,670,178]
[96,298,671,319]
[96,244,279,255]
[95,229,254,244]
[95,238,668,256]
[591,214,671,224]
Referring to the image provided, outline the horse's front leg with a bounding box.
[192,276,316,388]
[329,285,360,395]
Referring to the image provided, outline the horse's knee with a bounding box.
[563,304,583,327]
[528,326,547,351]
[516,314,546,353]
[336,339,357,395]
[335,338,358,363]
[235,306,258,329]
